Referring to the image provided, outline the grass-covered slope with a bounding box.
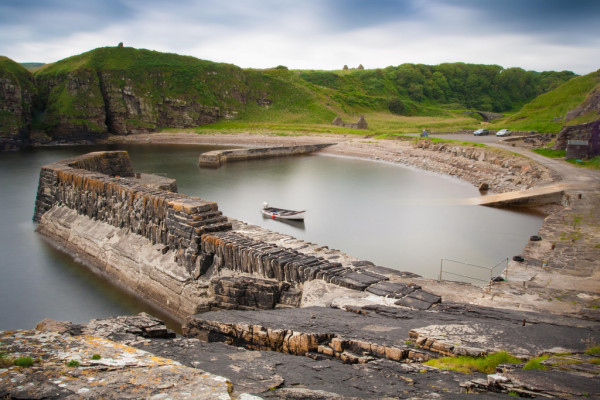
[33,47,335,138]
[492,70,600,133]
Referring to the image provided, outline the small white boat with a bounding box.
[262,202,306,220]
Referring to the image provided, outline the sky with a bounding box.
[1,0,599,75]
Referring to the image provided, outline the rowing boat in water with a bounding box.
[261,202,306,220]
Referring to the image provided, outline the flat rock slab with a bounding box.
[138,337,500,399]
[186,304,600,359]
[0,330,233,399]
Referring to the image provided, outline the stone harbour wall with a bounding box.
[198,143,334,168]
[33,151,231,273]
[32,151,444,320]
[200,231,442,310]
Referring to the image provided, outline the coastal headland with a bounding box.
[2,132,599,399]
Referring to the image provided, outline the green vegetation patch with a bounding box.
[494,70,600,133]
[13,356,34,368]
[533,148,566,158]
[585,345,600,355]
[66,359,80,367]
[567,156,600,169]
[425,351,520,374]
[523,355,549,370]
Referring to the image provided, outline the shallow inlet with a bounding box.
[0,144,545,330]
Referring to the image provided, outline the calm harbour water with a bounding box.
[0,144,545,330]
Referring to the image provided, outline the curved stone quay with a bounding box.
[2,143,598,399]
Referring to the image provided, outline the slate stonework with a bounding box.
[33,151,231,273]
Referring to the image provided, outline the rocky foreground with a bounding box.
[1,311,599,399]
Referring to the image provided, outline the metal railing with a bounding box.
[438,257,508,288]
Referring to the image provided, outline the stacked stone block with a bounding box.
[33,151,231,272]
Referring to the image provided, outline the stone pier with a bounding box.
[198,143,334,168]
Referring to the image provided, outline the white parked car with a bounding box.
[496,129,511,137]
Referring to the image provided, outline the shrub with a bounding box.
[67,360,80,367]
[91,354,101,360]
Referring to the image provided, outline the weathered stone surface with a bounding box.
[554,119,600,157]
[211,276,291,310]
[33,151,231,276]
[503,369,600,397]
[199,143,334,168]
[36,206,214,320]
[366,281,419,298]
[336,271,385,291]
[0,329,233,399]
[394,295,436,310]
[186,305,600,361]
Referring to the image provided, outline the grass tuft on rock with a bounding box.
[13,356,34,368]
[523,355,549,370]
[425,351,520,374]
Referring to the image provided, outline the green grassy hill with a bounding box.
[491,70,600,133]
[2,46,595,142]
[32,47,338,137]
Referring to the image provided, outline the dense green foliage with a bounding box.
[298,63,575,114]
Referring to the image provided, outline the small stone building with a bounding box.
[332,115,368,130]
[554,120,600,158]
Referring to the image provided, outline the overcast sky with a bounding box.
[1,0,599,74]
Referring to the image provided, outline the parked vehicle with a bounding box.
[496,129,511,137]
[473,129,490,136]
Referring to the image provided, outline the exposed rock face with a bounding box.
[35,69,108,141]
[553,120,600,156]
[0,57,35,150]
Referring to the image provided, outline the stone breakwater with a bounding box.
[33,151,232,273]
[33,151,442,321]
[198,143,334,168]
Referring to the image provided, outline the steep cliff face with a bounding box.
[0,57,35,150]
[35,67,107,141]
[33,47,255,140]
